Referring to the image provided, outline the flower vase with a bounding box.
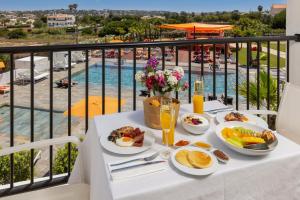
[143,95,180,130]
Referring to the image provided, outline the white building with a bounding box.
[47,14,75,28]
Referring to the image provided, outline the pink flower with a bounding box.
[172,70,183,80]
[182,81,189,91]
[146,77,154,90]
[155,72,165,87]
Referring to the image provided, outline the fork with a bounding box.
[110,152,159,166]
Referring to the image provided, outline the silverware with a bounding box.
[110,152,159,166]
[207,108,233,114]
[111,160,166,173]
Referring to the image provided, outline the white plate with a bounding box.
[181,113,210,135]
[215,111,268,128]
[100,127,155,155]
[215,122,277,156]
[171,146,218,176]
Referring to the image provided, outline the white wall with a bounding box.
[287,0,300,86]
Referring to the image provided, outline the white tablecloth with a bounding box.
[69,103,300,200]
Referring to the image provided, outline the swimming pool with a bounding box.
[72,64,241,97]
[0,106,76,140]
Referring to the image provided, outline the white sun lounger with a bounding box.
[17,70,49,84]
[53,52,76,71]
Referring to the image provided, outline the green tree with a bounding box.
[272,10,286,29]
[0,151,31,185]
[53,143,78,174]
[7,29,27,39]
[33,19,46,28]
[238,70,278,111]
[81,27,94,35]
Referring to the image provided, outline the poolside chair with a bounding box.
[243,83,300,144]
[0,85,10,94]
[53,52,76,71]
[0,136,89,200]
[71,51,86,63]
[17,70,49,85]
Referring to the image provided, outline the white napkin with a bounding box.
[204,100,229,112]
[108,157,168,181]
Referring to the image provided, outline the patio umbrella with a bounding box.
[110,39,124,43]
[64,96,126,118]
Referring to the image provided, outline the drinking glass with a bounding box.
[160,97,175,159]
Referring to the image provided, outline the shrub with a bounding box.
[53,143,78,174]
[81,27,94,35]
[0,28,9,37]
[47,28,65,35]
[7,29,27,39]
[272,10,286,29]
[0,151,31,185]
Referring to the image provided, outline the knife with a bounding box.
[110,160,166,173]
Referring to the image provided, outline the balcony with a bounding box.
[0,34,299,199]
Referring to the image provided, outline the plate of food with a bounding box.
[181,113,210,135]
[215,122,278,156]
[100,126,155,155]
[171,146,218,176]
[216,111,268,128]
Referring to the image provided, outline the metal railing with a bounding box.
[0,34,299,196]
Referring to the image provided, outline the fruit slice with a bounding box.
[241,137,265,144]
[226,138,243,148]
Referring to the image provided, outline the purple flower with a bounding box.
[145,57,159,70]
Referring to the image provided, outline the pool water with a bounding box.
[72,64,241,97]
[0,106,75,140]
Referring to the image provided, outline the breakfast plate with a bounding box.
[171,146,218,176]
[215,111,268,128]
[181,113,210,135]
[215,122,278,156]
[100,126,155,155]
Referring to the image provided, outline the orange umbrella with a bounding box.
[64,96,126,118]
[110,39,124,43]
[159,22,233,33]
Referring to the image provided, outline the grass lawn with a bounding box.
[233,48,286,68]
[261,42,287,53]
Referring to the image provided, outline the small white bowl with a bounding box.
[181,113,210,135]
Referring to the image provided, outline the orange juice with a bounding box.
[193,78,204,114]
[193,94,204,114]
[162,124,175,145]
[160,108,175,146]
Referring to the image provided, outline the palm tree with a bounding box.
[238,70,278,111]
[68,3,79,43]
[68,3,78,11]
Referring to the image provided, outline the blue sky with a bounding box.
[1,0,286,12]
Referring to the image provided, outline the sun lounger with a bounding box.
[72,51,86,63]
[17,70,49,85]
[53,52,76,71]
[0,85,10,94]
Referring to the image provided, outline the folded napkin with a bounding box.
[204,100,229,112]
[108,157,168,181]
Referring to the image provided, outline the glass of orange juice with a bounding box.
[160,97,175,159]
[193,77,204,114]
